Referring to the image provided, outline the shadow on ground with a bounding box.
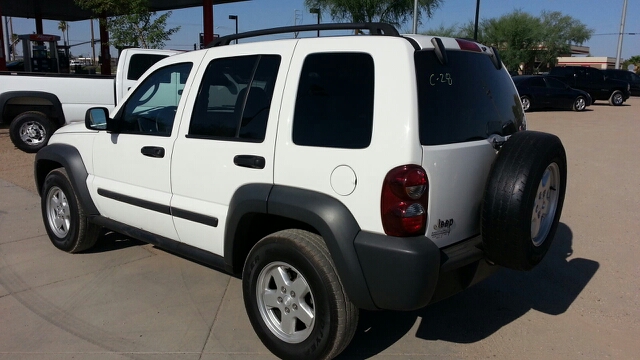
[338,223,599,359]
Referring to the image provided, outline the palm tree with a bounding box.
[58,21,71,59]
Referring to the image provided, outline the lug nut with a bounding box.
[290,291,295,297]
[284,307,290,314]
[292,304,298,310]
[277,297,283,303]
[281,286,286,293]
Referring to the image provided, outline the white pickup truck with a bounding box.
[0,48,179,152]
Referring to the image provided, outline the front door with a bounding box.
[89,62,194,240]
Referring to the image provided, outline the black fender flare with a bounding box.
[34,144,99,215]
[0,91,66,127]
[224,184,376,310]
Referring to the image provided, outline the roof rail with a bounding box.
[207,22,400,48]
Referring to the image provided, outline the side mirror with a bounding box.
[85,107,109,130]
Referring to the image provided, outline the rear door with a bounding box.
[170,42,294,256]
[415,47,525,247]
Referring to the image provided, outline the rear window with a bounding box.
[127,54,169,80]
[415,50,524,146]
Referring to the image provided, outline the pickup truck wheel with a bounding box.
[609,90,624,106]
[9,111,55,153]
[573,96,587,111]
[41,168,100,253]
[243,229,358,360]
[482,131,567,271]
[520,96,531,112]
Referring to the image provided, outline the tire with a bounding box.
[520,96,532,112]
[9,111,56,153]
[41,168,100,253]
[572,96,587,111]
[609,90,624,106]
[243,229,358,360]
[482,131,567,271]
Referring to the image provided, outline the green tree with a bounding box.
[74,0,179,49]
[304,0,443,26]
[622,55,640,74]
[482,10,543,72]
[535,11,592,71]
[57,21,70,46]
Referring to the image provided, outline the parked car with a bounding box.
[513,75,592,112]
[603,69,640,96]
[35,23,567,360]
[548,66,630,105]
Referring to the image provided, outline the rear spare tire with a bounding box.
[482,131,567,271]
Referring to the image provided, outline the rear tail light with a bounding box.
[381,165,429,237]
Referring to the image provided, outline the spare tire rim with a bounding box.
[256,261,315,344]
[19,121,46,146]
[46,186,71,238]
[531,163,561,246]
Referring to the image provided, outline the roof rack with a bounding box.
[207,22,400,48]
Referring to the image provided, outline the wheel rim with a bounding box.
[46,186,71,238]
[19,120,47,146]
[575,97,586,110]
[531,163,561,246]
[256,261,315,344]
[521,97,530,111]
[613,93,623,105]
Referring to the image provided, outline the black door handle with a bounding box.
[234,155,265,169]
[141,146,165,158]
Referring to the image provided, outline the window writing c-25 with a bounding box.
[430,73,453,86]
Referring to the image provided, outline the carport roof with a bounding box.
[0,0,246,21]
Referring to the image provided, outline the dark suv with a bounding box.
[603,69,640,96]
[549,66,630,105]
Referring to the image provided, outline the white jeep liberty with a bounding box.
[35,23,567,360]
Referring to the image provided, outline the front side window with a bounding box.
[118,62,192,136]
[188,55,281,142]
[545,77,567,89]
[292,53,374,149]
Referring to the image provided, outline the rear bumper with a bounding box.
[354,231,497,311]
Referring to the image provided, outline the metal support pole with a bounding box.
[99,16,110,75]
[203,0,214,46]
[615,0,628,69]
[412,0,418,34]
[474,0,481,41]
[0,9,6,71]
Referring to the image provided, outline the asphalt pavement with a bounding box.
[0,98,639,359]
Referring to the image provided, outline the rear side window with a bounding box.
[188,55,281,142]
[127,54,169,80]
[415,50,524,146]
[293,53,374,149]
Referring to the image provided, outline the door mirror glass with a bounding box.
[85,107,109,130]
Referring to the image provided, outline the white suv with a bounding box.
[35,23,567,360]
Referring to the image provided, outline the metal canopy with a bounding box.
[0,0,243,21]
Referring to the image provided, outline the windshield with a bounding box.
[415,50,524,146]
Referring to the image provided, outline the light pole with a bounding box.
[310,8,320,37]
[615,0,628,69]
[474,0,481,41]
[229,15,238,44]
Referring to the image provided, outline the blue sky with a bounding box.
[5,0,640,60]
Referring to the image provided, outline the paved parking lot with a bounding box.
[1,98,639,359]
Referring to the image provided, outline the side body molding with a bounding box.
[34,144,99,215]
